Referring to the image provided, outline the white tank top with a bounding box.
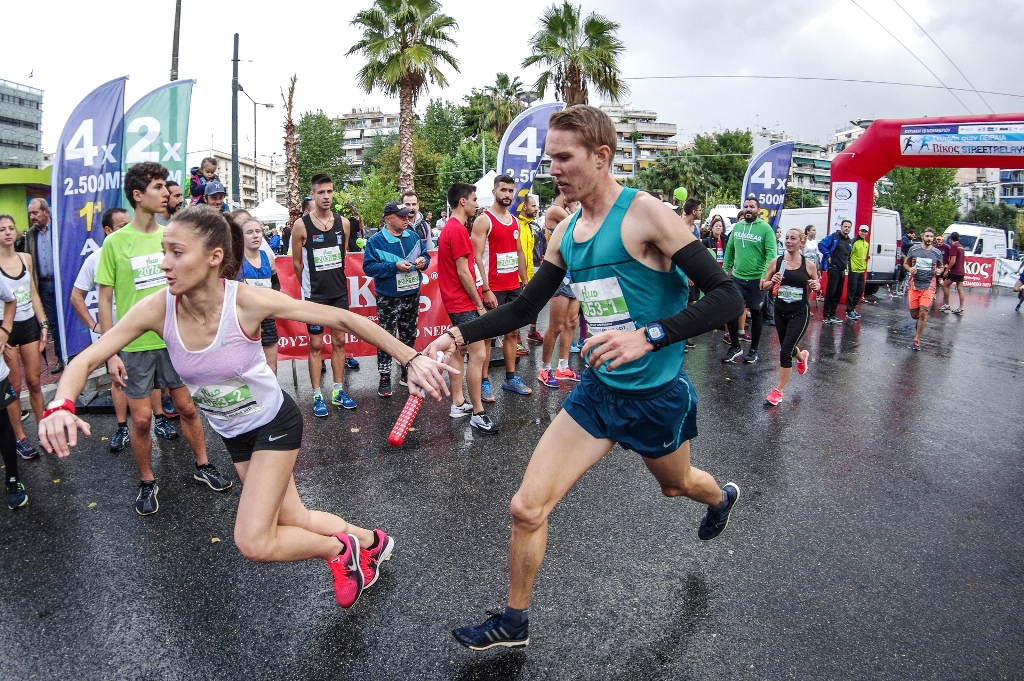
[1,254,35,322]
[163,280,283,438]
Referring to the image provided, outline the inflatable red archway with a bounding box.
[829,113,1024,237]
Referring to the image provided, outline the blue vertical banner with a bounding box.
[496,102,566,215]
[740,141,794,229]
[52,76,127,359]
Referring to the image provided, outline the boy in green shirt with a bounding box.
[96,162,231,516]
[722,196,776,364]
[846,226,870,320]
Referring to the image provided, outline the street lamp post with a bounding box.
[238,85,273,208]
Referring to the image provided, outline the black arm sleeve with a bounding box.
[459,261,567,344]
[270,272,281,291]
[655,241,744,346]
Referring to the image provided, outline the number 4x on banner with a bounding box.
[496,101,566,216]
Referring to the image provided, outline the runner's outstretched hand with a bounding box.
[424,334,457,367]
[38,410,92,458]
[406,353,459,400]
[582,329,652,371]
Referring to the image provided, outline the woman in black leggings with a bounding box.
[761,228,820,406]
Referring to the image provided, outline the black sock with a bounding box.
[118,421,127,428]
[502,606,528,627]
[366,533,379,551]
[473,411,485,417]
[505,372,514,381]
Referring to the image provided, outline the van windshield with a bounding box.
[957,235,977,252]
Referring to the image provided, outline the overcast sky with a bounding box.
[6,0,1024,167]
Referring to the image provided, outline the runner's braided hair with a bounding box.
[171,205,244,280]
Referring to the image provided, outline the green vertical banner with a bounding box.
[121,79,195,193]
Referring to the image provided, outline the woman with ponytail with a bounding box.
[37,205,456,609]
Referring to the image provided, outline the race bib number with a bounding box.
[130,253,166,291]
[571,277,636,333]
[496,251,518,274]
[777,285,804,303]
[396,268,419,292]
[475,267,483,288]
[13,286,32,315]
[916,258,933,272]
[716,248,724,264]
[313,246,343,271]
[244,278,272,289]
[191,377,260,420]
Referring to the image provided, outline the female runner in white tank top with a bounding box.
[37,207,455,609]
[0,215,48,459]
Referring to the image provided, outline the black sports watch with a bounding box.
[644,323,667,351]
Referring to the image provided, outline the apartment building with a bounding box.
[598,104,678,181]
[210,150,275,209]
[337,107,399,170]
[0,79,43,170]
[827,119,873,158]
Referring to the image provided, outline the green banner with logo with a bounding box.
[121,80,195,195]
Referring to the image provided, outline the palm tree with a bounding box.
[481,73,525,137]
[348,0,459,192]
[521,1,628,106]
[280,75,300,224]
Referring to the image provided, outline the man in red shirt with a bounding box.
[436,183,496,434]
[473,174,531,398]
[941,231,967,315]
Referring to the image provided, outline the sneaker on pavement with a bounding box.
[763,317,776,326]
[480,379,496,403]
[570,338,584,353]
[501,376,533,395]
[685,340,696,349]
[110,424,130,452]
[698,482,740,540]
[135,481,159,516]
[332,389,357,409]
[952,309,964,316]
[312,394,329,418]
[154,416,178,440]
[912,339,921,351]
[739,332,752,342]
[345,357,360,369]
[6,478,27,510]
[470,413,498,434]
[721,333,732,344]
[449,402,474,418]
[722,346,743,364]
[399,373,408,387]
[378,376,393,398]
[846,311,858,320]
[327,533,363,608]
[516,343,529,356]
[194,463,232,491]
[939,304,951,311]
[796,350,809,375]
[765,389,784,406]
[161,394,178,419]
[453,611,530,651]
[538,368,559,388]
[527,330,544,344]
[360,529,395,590]
[15,437,38,460]
[554,367,580,382]
[743,349,758,364]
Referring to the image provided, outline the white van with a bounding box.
[777,206,902,294]
[941,223,1008,259]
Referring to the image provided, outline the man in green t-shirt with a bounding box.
[846,226,870,320]
[722,196,776,364]
[96,162,231,516]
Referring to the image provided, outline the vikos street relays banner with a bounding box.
[274,253,451,359]
[899,122,1024,156]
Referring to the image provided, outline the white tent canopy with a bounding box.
[474,170,496,210]
[249,198,289,224]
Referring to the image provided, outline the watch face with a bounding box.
[648,325,665,341]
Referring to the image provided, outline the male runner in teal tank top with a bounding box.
[427,105,744,650]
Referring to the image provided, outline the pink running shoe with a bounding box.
[765,389,784,406]
[360,529,395,590]
[554,367,581,382]
[796,350,809,375]
[327,533,363,608]
[538,368,559,388]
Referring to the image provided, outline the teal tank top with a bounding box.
[560,187,688,391]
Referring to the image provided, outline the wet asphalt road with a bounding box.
[1,287,1022,680]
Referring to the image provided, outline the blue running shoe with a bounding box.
[501,376,533,395]
[161,394,178,419]
[570,338,584,353]
[480,379,496,403]
[154,416,178,440]
[345,357,360,369]
[698,482,740,540]
[312,394,329,418]
[6,478,27,510]
[453,611,529,651]
[538,368,559,388]
[15,437,38,460]
[332,389,357,409]
[110,425,130,452]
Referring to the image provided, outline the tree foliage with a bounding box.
[375,134,444,214]
[348,170,398,229]
[876,168,959,235]
[434,131,498,211]
[785,186,823,209]
[522,1,627,105]
[965,202,1019,229]
[692,130,753,200]
[479,73,525,137]
[422,98,467,157]
[295,110,353,198]
[347,0,460,192]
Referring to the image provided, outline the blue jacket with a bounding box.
[362,228,431,298]
[817,231,853,272]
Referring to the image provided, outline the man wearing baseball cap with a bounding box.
[846,225,871,320]
[362,201,430,397]
[203,180,228,212]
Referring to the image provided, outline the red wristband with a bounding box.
[43,398,76,419]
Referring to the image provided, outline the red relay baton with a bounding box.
[387,352,443,447]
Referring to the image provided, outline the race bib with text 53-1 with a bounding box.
[570,277,636,333]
